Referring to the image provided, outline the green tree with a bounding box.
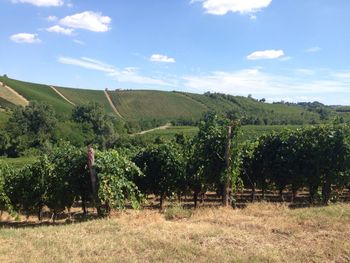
[5,101,57,156]
[72,102,120,149]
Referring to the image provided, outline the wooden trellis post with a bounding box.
[223,125,232,207]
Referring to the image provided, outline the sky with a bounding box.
[1,0,350,105]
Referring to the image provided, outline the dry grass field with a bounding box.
[0,203,349,263]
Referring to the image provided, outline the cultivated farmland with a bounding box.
[0,77,73,117]
[55,86,117,117]
[107,90,208,123]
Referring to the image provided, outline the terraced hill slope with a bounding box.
[107,90,208,122]
[0,77,73,117]
[0,81,28,108]
[0,76,348,131]
[183,92,322,125]
[54,86,117,116]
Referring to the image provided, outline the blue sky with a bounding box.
[1,0,350,105]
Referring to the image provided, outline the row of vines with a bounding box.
[1,114,350,220]
[239,125,350,204]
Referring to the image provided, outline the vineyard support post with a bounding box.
[88,146,102,216]
[223,125,232,207]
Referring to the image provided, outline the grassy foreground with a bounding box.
[0,203,349,263]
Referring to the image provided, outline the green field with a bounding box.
[0,77,73,117]
[1,76,349,133]
[55,86,117,116]
[238,124,302,141]
[108,90,208,122]
[136,124,304,143]
[135,126,199,142]
[184,92,321,125]
[0,156,37,168]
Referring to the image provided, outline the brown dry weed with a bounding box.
[0,203,349,263]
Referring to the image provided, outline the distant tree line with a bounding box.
[0,101,125,157]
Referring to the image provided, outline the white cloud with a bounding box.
[58,57,115,73]
[60,11,111,32]
[296,69,315,75]
[58,56,172,86]
[249,14,257,20]
[47,15,58,22]
[12,0,63,7]
[73,39,85,45]
[10,33,41,43]
[279,56,292,62]
[46,25,74,35]
[333,71,350,79]
[109,68,173,86]
[150,54,176,63]
[183,68,350,100]
[198,0,272,15]
[247,49,284,60]
[305,46,322,53]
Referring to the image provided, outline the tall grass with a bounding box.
[0,203,349,262]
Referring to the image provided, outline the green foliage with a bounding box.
[4,157,49,218]
[5,101,57,156]
[2,144,88,219]
[72,102,122,148]
[192,113,230,189]
[0,130,11,155]
[184,113,240,206]
[239,124,350,204]
[0,162,13,214]
[183,92,323,125]
[0,156,37,169]
[133,143,185,209]
[0,97,16,110]
[55,121,95,147]
[46,143,88,215]
[0,111,10,128]
[95,150,144,212]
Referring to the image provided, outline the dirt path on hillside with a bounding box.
[0,81,29,106]
[50,86,76,106]
[104,90,124,119]
[132,123,172,136]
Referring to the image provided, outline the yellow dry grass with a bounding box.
[0,203,349,263]
[0,82,28,107]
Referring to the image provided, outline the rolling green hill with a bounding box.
[0,76,349,132]
[0,77,74,118]
[183,92,322,125]
[54,86,117,116]
[107,90,208,130]
[0,82,28,108]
